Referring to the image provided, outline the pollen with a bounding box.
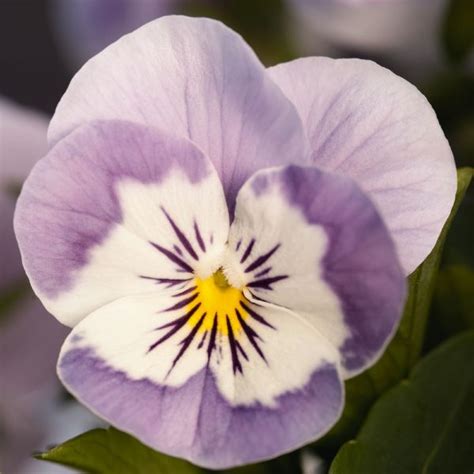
[188,269,248,335]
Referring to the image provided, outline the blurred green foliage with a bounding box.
[36,427,201,474]
[329,331,474,474]
[442,0,474,64]
[182,0,295,65]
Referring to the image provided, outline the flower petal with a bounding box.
[58,292,343,468]
[49,16,308,206]
[15,121,229,327]
[268,57,456,274]
[226,165,406,377]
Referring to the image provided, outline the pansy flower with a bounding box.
[15,16,455,468]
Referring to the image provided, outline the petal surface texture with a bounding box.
[14,121,229,327]
[268,57,456,274]
[226,166,406,377]
[58,292,343,469]
[48,16,307,205]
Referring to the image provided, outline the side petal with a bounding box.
[58,293,343,469]
[15,121,229,327]
[268,57,457,274]
[226,165,406,377]
[49,16,308,206]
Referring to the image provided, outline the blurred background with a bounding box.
[0,1,472,473]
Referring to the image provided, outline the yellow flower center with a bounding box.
[188,269,248,336]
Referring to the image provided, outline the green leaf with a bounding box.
[442,0,474,64]
[318,167,473,448]
[329,331,474,474]
[0,279,31,326]
[434,264,474,334]
[36,427,203,474]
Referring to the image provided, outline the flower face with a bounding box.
[15,16,455,469]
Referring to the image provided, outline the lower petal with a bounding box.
[58,292,343,468]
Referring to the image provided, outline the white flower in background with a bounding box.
[288,0,455,81]
[0,99,98,473]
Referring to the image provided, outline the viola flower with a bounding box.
[15,16,455,468]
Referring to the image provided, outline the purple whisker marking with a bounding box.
[156,303,201,330]
[197,330,208,349]
[240,301,275,329]
[194,221,206,252]
[207,313,218,360]
[235,340,248,361]
[245,244,281,273]
[236,239,242,251]
[240,238,255,264]
[246,291,270,305]
[173,245,183,256]
[148,303,201,352]
[236,309,267,363]
[210,233,214,245]
[167,312,206,374]
[226,315,243,374]
[149,242,194,273]
[163,293,197,312]
[247,275,288,290]
[161,206,198,260]
[173,286,197,298]
[139,275,192,288]
[255,267,272,278]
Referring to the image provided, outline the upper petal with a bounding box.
[14,120,229,326]
[268,57,456,274]
[49,15,308,206]
[226,165,406,377]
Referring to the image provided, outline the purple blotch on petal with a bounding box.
[59,347,343,469]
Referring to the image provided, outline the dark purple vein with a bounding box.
[194,221,206,252]
[161,206,198,260]
[247,275,288,290]
[149,242,193,273]
[240,301,275,329]
[240,238,255,264]
[245,244,280,273]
